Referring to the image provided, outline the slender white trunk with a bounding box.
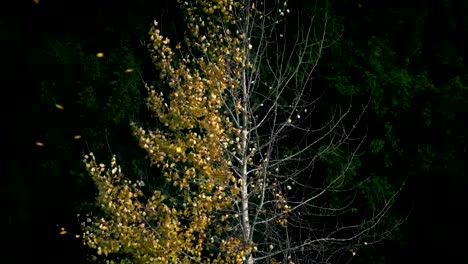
[240,52,254,262]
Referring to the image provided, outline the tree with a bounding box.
[81,0,399,263]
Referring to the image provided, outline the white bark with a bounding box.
[217,1,402,263]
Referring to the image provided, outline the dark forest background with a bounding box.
[2,0,467,263]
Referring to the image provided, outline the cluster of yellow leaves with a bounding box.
[81,0,253,263]
[273,190,291,227]
[83,152,245,263]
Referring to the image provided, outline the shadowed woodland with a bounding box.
[2,0,467,263]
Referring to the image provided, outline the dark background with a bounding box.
[2,0,467,263]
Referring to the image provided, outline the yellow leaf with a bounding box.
[33,0,39,5]
[55,104,64,110]
[125,68,135,73]
[73,135,82,140]
[35,142,44,147]
[176,147,182,153]
[96,53,104,58]
[59,228,67,235]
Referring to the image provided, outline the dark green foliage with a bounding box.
[318,0,468,262]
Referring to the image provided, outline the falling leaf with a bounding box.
[125,68,135,73]
[59,228,67,235]
[74,135,82,140]
[96,53,104,58]
[36,142,44,147]
[55,104,64,110]
[33,0,40,4]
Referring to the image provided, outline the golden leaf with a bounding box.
[73,135,82,139]
[55,104,64,110]
[96,53,104,58]
[35,142,44,147]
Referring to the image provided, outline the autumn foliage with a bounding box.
[80,0,397,263]
[81,0,251,263]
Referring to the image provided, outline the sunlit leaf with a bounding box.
[125,68,135,73]
[96,53,104,58]
[55,104,64,110]
[36,142,44,147]
[74,135,82,140]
